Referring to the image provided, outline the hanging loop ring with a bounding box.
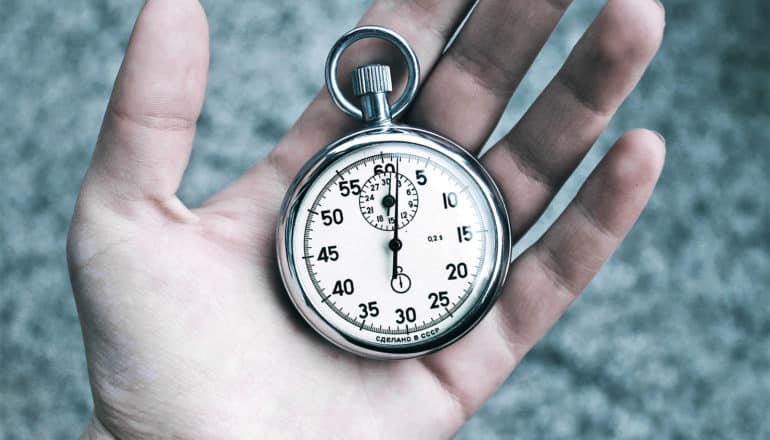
[325,26,420,121]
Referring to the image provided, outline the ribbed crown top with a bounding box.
[352,64,392,97]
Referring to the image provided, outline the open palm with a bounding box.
[68,1,665,438]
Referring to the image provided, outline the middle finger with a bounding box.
[407,0,573,152]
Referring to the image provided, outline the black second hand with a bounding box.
[391,158,400,280]
[386,166,393,217]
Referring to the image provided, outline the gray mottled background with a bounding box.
[1,0,768,438]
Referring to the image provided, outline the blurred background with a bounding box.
[1,0,768,438]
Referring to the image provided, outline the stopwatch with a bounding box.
[277,27,511,359]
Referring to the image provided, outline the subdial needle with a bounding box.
[384,169,394,216]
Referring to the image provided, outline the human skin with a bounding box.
[68,0,666,438]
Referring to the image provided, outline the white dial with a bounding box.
[285,140,504,354]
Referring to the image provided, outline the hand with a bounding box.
[67,1,665,438]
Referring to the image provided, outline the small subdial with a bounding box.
[358,171,419,230]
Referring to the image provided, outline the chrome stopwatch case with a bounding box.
[277,27,511,359]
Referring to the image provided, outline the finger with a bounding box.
[266,0,474,180]
[496,129,665,354]
[83,0,209,210]
[407,0,572,151]
[482,0,665,237]
[422,129,665,417]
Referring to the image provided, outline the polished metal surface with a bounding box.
[280,26,512,359]
[352,64,392,96]
[325,26,420,121]
[352,64,394,124]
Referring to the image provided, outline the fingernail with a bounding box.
[653,0,665,11]
[653,131,666,145]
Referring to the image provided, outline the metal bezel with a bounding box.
[276,125,511,360]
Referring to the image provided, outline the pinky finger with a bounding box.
[495,129,666,355]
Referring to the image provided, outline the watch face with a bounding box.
[278,128,510,359]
